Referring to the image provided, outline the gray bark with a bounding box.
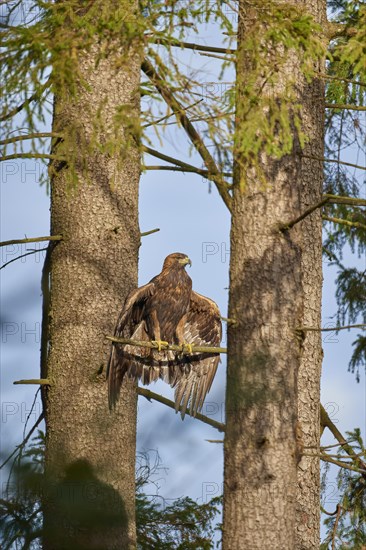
[296,2,326,547]
[43,9,141,549]
[223,1,325,548]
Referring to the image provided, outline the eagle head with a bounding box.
[163,253,192,270]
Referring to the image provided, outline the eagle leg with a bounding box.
[181,342,193,354]
[175,314,193,354]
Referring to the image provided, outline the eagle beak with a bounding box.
[180,257,192,267]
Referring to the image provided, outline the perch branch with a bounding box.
[141,57,232,211]
[138,387,225,432]
[107,336,227,354]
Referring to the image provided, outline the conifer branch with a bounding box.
[325,22,358,40]
[323,194,366,207]
[277,198,329,232]
[107,336,227,354]
[141,57,232,211]
[323,215,366,231]
[0,80,51,122]
[317,73,366,88]
[320,404,366,477]
[137,387,225,432]
[317,455,366,474]
[303,154,366,172]
[325,103,366,112]
[0,412,44,471]
[0,235,62,248]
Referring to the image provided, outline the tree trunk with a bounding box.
[43,6,141,549]
[223,2,325,548]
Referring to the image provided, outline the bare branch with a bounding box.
[137,387,225,432]
[140,228,160,237]
[303,154,366,172]
[13,379,50,385]
[144,165,233,179]
[0,248,47,270]
[141,57,232,210]
[0,132,62,146]
[199,52,235,62]
[142,98,203,129]
[298,324,366,333]
[0,235,62,248]
[0,152,65,162]
[147,36,236,55]
[277,198,330,232]
[143,146,232,181]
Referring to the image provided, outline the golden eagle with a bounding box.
[107,253,222,418]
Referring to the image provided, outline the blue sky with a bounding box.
[1,2,365,541]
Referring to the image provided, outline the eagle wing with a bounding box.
[172,291,222,418]
[107,282,155,409]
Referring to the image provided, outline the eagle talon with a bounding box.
[181,342,193,354]
[151,340,169,352]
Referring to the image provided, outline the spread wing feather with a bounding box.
[107,282,175,409]
[172,291,222,419]
[107,282,154,409]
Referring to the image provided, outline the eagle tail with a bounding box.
[107,344,128,410]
